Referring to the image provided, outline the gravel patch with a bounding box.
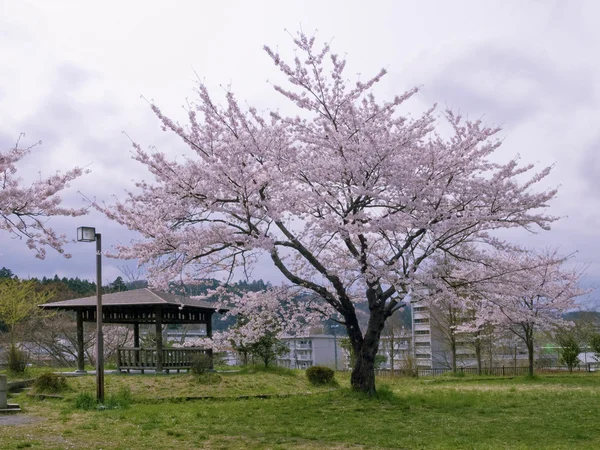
[0,414,41,426]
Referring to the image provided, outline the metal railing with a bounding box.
[375,363,599,378]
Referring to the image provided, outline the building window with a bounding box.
[416,353,431,358]
[415,342,430,347]
[414,306,428,312]
[415,330,430,335]
[414,318,429,324]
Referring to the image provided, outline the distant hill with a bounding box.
[563,310,600,323]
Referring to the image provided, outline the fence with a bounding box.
[376,363,598,378]
[116,347,212,373]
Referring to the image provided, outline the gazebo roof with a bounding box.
[40,288,218,311]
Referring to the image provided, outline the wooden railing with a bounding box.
[117,347,213,373]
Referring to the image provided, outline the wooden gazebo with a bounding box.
[40,288,222,373]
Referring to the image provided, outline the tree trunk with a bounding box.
[349,307,386,395]
[451,337,457,374]
[351,339,378,395]
[527,339,534,377]
[389,334,395,374]
[475,337,482,376]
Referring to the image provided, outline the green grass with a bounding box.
[2,371,600,449]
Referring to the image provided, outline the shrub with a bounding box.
[190,353,213,375]
[74,392,96,410]
[374,383,396,401]
[557,333,581,373]
[74,387,133,411]
[7,344,28,373]
[33,372,68,393]
[306,365,335,386]
[103,387,133,409]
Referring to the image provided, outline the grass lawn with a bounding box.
[1,369,600,449]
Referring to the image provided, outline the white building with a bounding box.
[378,331,412,370]
[278,334,346,370]
[412,302,435,369]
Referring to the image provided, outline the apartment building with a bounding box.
[378,331,412,370]
[412,302,436,369]
[412,300,536,370]
[277,334,346,370]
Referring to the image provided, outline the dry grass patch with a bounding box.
[61,367,336,401]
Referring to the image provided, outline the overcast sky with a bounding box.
[1,0,599,300]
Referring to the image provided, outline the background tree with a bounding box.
[1,134,87,258]
[339,337,356,370]
[0,278,52,346]
[556,330,581,373]
[422,250,498,375]
[380,310,409,373]
[429,296,467,373]
[107,276,128,293]
[25,311,91,366]
[183,287,327,366]
[472,250,586,376]
[589,333,600,361]
[248,332,288,367]
[99,31,559,394]
[0,278,52,371]
[0,267,15,280]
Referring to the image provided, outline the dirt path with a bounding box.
[0,414,40,426]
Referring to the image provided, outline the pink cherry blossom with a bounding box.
[1,134,88,258]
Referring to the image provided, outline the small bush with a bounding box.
[7,344,28,373]
[74,392,96,410]
[374,383,396,401]
[33,372,68,393]
[103,387,133,409]
[190,353,213,375]
[306,365,335,386]
[75,387,133,411]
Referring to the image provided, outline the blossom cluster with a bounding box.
[1,135,87,258]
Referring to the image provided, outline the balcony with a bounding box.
[294,344,312,350]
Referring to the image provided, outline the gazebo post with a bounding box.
[75,310,86,373]
[155,306,163,373]
[133,323,140,368]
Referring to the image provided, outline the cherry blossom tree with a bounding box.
[423,246,587,376]
[0,135,87,258]
[478,250,587,376]
[419,249,500,374]
[179,287,330,366]
[100,32,559,394]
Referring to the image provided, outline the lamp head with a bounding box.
[77,226,96,242]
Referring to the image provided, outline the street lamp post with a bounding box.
[77,226,104,402]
